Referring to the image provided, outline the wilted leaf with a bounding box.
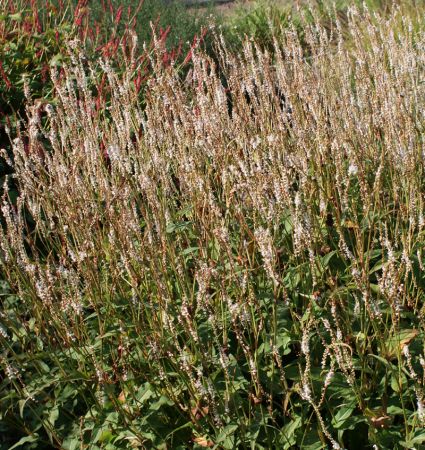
[343,220,359,229]
[193,436,214,447]
[118,391,126,404]
[386,329,418,359]
[370,415,392,429]
[191,405,209,420]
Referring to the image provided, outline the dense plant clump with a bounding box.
[0,0,210,147]
[1,2,425,449]
[0,0,210,231]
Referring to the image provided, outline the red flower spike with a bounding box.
[115,6,123,26]
[0,62,11,90]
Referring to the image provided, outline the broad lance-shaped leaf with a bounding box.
[332,404,356,429]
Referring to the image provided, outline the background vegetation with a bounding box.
[1,1,425,449]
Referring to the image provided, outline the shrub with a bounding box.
[1,3,425,449]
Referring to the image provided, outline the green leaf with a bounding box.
[62,437,80,450]
[390,372,407,393]
[37,360,50,373]
[166,221,192,234]
[399,432,425,448]
[279,416,301,448]
[9,434,39,449]
[18,398,29,418]
[216,424,239,443]
[9,12,22,22]
[276,333,291,351]
[303,442,326,450]
[138,386,154,404]
[300,427,326,449]
[368,353,391,368]
[369,283,380,294]
[181,246,199,256]
[148,395,174,411]
[48,405,59,427]
[50,53,63,67]
[165,421,193,441]
[93,426,113,444]
[284,364,301,381]
[332,404,356,429]
[321,250,337,268]
[386,405,405,416]
[98,430,114,443]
